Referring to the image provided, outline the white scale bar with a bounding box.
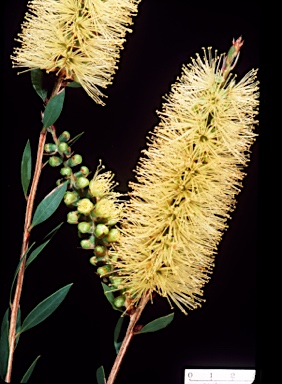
[184,369,256,384]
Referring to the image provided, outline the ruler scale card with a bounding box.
[184,369,256,384]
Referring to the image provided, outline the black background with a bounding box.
[2,0,269,383]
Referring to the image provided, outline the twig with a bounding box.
[5,74,64,383]
[106,291,151,384]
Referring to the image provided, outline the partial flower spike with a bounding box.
[111,41,259,314]
[11,0,141,105]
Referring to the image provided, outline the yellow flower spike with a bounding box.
[11,0,141,105]
[112,45,259,315]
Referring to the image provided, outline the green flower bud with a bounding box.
[74,176,90,189]
[74,166,90,178]
[49,156,63,167]
[110,276,123,289]
[105,228,120,243]
[80,166,90,176]
[77,221,92,233]
[44,143,57,153]
[94,223,109,238]
[77,198,94,215]
[89,256,97,266]
[94,245,107,256]
[106,217,119,226]
[67,211,79,224]
[80,239,94,249]
[58,142,71,155]
[67,154,83,167]
[113,295,126,308]
[64,191,80,206]
[60,166,72,177]
[58,131,71,142]
[58,141,69,152]
[97,264,112,276]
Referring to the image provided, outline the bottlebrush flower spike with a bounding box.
[111,41,259,314]
[11,0,141,105]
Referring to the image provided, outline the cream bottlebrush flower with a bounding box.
[90,160,124,223]
[11,0,141,105]
[111,43,259,314]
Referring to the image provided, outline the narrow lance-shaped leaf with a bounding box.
[19,283,73,334]
[31,69,47,100]
[135,313,174,334]
[96,366,106,384]
[0,309,9,380]
[25,239,51,269]
[114,316,125,354]
[68,131,84,146]
[15,307,21,347]
[20,355,41,383]
[21,140,32,198]
[26,222,64,268]
[9,243,35,305]
[31,182,67,228]
[43,89,65,128]
[43,222,64,239]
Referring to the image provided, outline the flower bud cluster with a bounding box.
[45,133,126,309]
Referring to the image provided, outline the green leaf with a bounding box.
[114,316,125,354]
[15,307,21,347]
[31,69,47,100]
[31,182,68,228]
[43,89,65,128]
[68,131,84,146]
[21,140,32,198]
[135,313,174,334]
[43,222,64,239]
[26,222,64,268]
[96,366,106,384]
[9,243,36,305]
[67,81,81,88]
[20,355,40,383]
[25,239,51,269]
[0,309,9,380]
[101,283,123,312]
[20,283,73,333]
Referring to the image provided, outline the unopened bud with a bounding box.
[94,224,109,238]
[80,239,94,249]
[58,131,71,142]
[97,265,112,276]
[49,156,63,167]
[64,191,80,205]
[77,221,92,233]
[74,166,90,178]
[105,228,120,243]
[44,143,57,153]
[60,166,72,177]
[74,176,89,189]
[67,211,79,224]
[113,295,126,308]
[110,276,123,289]
[67,154,82,167]
[94,245,107,256]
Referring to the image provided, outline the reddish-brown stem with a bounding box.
[5,128,47,383]
[106,291,151,384]
[5,75,65,383]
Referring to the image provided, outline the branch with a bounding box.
[5,74,65,383]
[106,291,151,384]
